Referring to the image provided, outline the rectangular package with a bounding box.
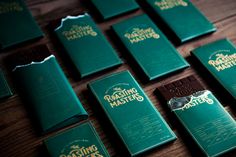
[53,13,122,78]
[0,70,13,99]
[156,75,236,157]
[44,122,110,157]
[112,14,189,80]
[192,39,236,101]
[146,0,216,43]
[0,0,43,49]
[88,70,176,156]
[91,0,139,20]
[12,45,88,133]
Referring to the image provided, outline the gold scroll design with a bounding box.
[0,2,23,14]
[62,25,97,41]
[155,0,188,10]
[104,87,144,108]
[208,53,236,72]
[60,145,103,157]
[124,27,160,44]
[168,90,214,111]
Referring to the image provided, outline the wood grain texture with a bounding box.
[0,0,236,157]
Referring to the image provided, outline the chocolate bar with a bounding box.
[8,44,51,70]
[44,122,110,157]
[53,13,122,78]
[12,45,88,133]
[88,70,176,156]
[192,38,236,101]
[145,0,216,43]
[157,75,236,157]
[0,0,44,49]
[112,14,189,80]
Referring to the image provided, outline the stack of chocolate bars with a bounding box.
[0,0,235,157]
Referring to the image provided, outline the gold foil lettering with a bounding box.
[155,0,188,10]
[0,2,23,14]
[62,25,97,41]
[60,145,102,157]
[104,87,144,108]
[181,93,214,111]
[124,27,160,44]
[208,53,236,72]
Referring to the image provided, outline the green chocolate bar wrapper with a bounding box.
[13,55,88,133]
[192,39,236,100]
[54,13,122,78]
[169,90,236,157]
[0,0,44,49]
[44,122,110,157]
[88,70,176,156]
[146,0,216,43]
[157,76,236,157]
[112,14,189,80]
[91,0,139,20]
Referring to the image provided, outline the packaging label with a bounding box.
[208,50,236,72]
[104,83,144,108]
[124,26,160,44]
[62,25,98,41]
[154,0,188,10]
[60,140,103,157]
[0,1,23,14]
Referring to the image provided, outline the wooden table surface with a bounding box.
[1,0,236,156]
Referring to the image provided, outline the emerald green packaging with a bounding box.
[0,69,13,99]
[91,0,139,20]
[88,70,176,156]
[112,14,189,80]
[44,122,110,157]
[145,0,216,43]
[12,51,88,133]
[0,0,44,49]
[157,76,236,157]
[54,13,122,78]
[192,39,236,101]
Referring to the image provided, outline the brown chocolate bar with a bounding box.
[48,18,61,31]
[157,75,205,101]
[48,13,84,30]
[8,44,51,70]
